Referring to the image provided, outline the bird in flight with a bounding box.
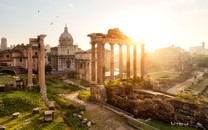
[38,10,40,13]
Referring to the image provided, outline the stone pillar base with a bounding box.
[90,84,106,102]
[27,84,33,89]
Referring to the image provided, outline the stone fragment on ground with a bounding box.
[87,121,92,127]
[0,125,6,130]
[12,112,20,119]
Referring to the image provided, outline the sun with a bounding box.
[106,13,173,51]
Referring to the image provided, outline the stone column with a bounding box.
[119,43,123,79]
[140,43,145,78]
[133,44,137,78]
[110,43,114,80]
[27,43,33,89]
[38,34,48,105]
[91,42,96,83]
[126,44,130,78]
[102,42,105,82]
[97,42,103,85]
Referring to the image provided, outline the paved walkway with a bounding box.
[64,79,90,90]
[62,79,136,130]
[167,71,204,95]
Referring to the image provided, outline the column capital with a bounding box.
[38,34,47,40]
[90,41,96,45]
[109,42,115,46]
[118,43,123,46]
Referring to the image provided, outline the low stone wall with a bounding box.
[45,73,68,80]
[97,102,159,130]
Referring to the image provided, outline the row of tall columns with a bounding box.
[90,41,145,84]
[109,43,138,79]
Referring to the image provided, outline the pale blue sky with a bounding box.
[1,0,208,50]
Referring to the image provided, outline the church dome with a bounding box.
[59,25,73,46]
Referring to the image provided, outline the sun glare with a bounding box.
[106,13,173,51]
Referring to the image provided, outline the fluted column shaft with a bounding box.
[126,44,130,78]
[110,43,114,80]
[133,44,137,78]
[119,44,123,79]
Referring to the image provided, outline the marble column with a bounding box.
[140,43,145,78]
[91,42,96,83]
[27,43,33,89]
[126,44,130,78]
[119,44,123,79]
[110,43,114,80]
[133,44,137,78]
[38,34,48,105]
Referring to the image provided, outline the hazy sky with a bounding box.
[1,0,208,51]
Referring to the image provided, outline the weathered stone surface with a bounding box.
[44,110,54,122]
[32,108,40,114]
[77,115,82,119]
[49,101,55,110]
[12,112,20,118]
[80,111,84,115]
[0,125,5,130]
[87,121,92,127]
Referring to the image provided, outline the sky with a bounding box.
[1,0,208,51]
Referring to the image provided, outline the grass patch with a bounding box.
[0,91,45,117]
[46,78,82,98]
[0,110,69,130]
[0,75,13,84]
[147,120,198,130]
[78,91,90,101]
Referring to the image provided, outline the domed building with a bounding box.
[51,25,82,71]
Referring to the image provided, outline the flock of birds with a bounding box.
[37,10,59,26]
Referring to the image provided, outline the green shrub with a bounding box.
[78,91,90,101]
